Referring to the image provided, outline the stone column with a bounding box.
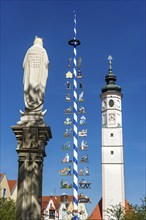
[12,121,52,220]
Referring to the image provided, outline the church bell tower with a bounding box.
[100,55,125,219]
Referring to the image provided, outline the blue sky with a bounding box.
[1,0,145,215]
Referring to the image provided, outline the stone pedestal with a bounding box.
[12,121,52,220]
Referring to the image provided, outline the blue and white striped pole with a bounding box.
[68,11,81,217]
[73,12,78,214]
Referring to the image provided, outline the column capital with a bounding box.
[12,125,52,158]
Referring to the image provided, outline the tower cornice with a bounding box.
[100,91,123,99]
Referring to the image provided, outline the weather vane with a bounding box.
[108,55,113,64]
[108,55,113,71]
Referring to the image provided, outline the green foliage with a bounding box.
[0,198,16,220]
[123,197,146,220]
[105,197,146,220]
[105,203,125,220]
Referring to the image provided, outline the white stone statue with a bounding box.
[23,37,49,114]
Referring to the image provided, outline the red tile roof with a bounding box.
[88,198,102,220]
[42,195,74,210]
[0,173,4,181]
[125,200,130,210]
[42,196,59,210]
[8,180,17,193]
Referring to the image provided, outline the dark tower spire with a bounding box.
[101,55,122,94]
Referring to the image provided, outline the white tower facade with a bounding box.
[101,56,125,220]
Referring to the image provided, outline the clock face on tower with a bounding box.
[109,99,114,107]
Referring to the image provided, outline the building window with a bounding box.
[111,151,114,155]
[49,210,55,219]
[110,133,114,137]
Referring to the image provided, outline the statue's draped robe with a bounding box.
[23,44,49,113]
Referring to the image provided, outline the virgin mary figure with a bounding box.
[23,37,49,114]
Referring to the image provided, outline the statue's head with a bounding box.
[33,36,43,46]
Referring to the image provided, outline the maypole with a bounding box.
[60,11,90,219]
[68,11,81,218]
